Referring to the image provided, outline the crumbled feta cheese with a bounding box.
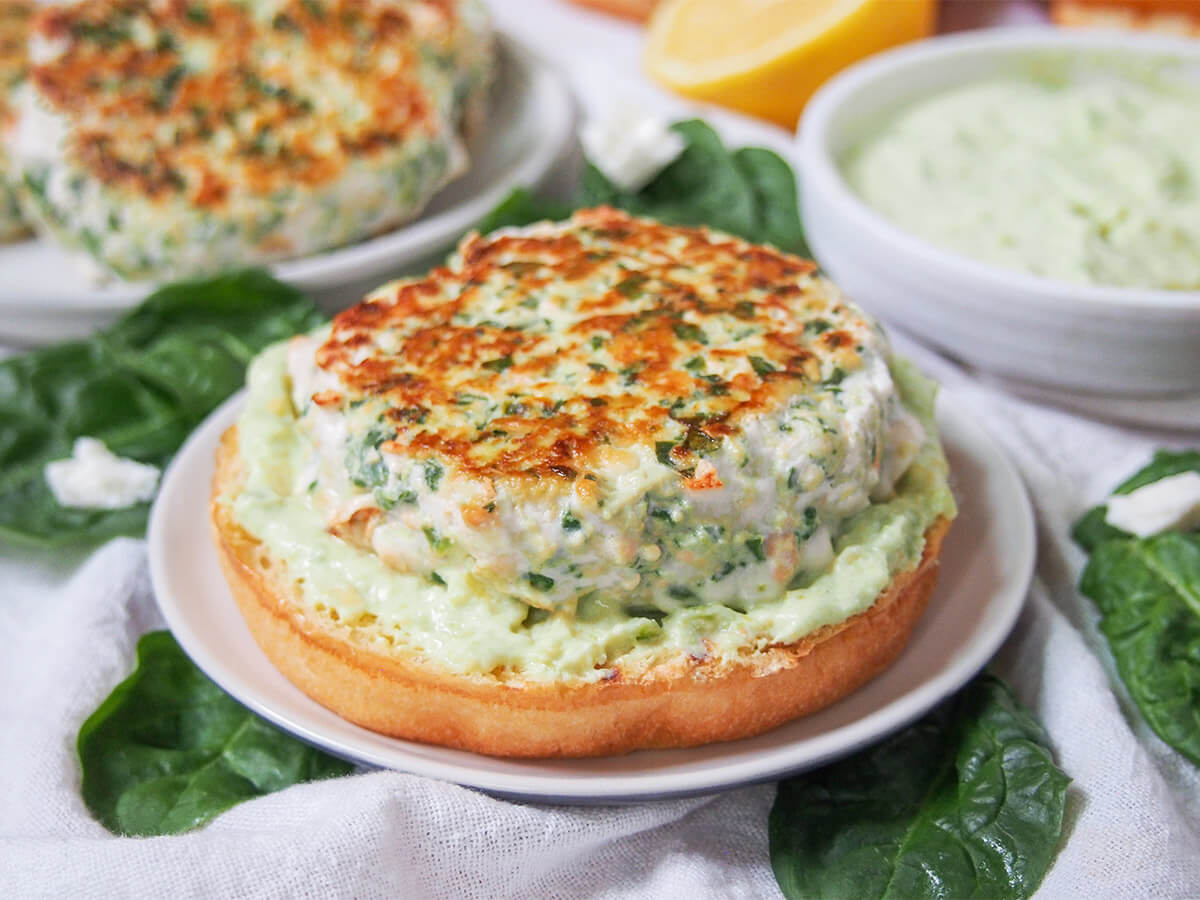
[44,438,160,509]
[579,105,686,192]
[1105,471,1200,538]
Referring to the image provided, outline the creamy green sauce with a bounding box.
[223,344,955,682]
[843,62,1200,290]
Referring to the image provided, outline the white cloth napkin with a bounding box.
[2,338,1199,898]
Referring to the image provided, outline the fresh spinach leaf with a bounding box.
[0,269,325,548]
[1080,534,1200,765]
[78,631,353,836]
[482,119,808,256]
[1109,449,1200,495]
[770,674,1068,900]
[1073,450,1200,766]
[731,146,810,257]
[1071,505,1129,555]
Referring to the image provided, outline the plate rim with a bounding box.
[148,387,1035,803]
[0,30,574,315]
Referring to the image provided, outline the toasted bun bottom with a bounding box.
[211,426,951,758]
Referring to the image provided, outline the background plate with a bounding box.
[149,388,1034,803]
[0,33,575,345]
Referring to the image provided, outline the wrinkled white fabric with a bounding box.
[3,1,1199,896]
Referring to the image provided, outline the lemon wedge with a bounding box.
[644,0,936,128]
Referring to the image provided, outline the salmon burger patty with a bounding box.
[212,208,957,756]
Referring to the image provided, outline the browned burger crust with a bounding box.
[29,0,456,204]
[211,426,951,759]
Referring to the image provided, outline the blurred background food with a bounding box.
[567,0,1200,124]
[3,0,1195,294]
[568,0,660,20]
[0,0,1196,361]
[3,0,494,280]
[1052,0,1200,34]
[0,0,31,241]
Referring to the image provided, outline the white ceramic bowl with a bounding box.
[796,29,1200,397]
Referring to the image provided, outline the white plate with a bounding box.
[149,388,1034,803]
[0,33,575,346]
